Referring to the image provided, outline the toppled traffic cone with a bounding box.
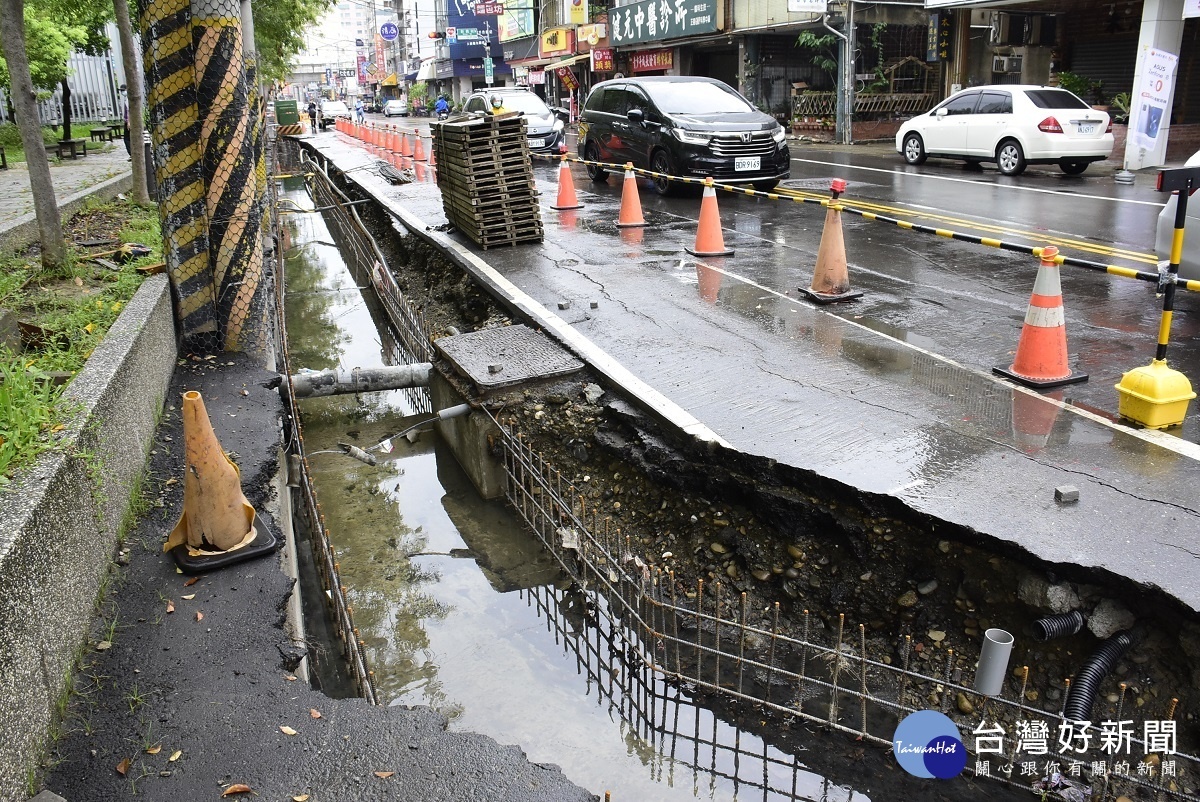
[551,155,583,210]
[994,246,1088,389]
[685,178,733,257]
[616,163,646,228]
[163,390,276,574]
[800,179,862,303]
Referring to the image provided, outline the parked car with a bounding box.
[895,85,1113,176]
[319,100,351,130]
[577,76,790,195]
[461,88,568,155]
[383,99,408,117]
[1154,149,1200,282]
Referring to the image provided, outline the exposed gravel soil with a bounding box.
[356,193,1200,796]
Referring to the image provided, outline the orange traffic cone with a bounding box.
[414,133,427,161]
[800,179,861,303]
[994,245,1088,388]
[428,142,437,167]
[696,263,722,304]
[616,162,646,228]
[685,178,733,257]
[163,391,275,572]
[551,155,583,210]
[402,131,414,157]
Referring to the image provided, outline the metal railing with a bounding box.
[495,414,1197,802]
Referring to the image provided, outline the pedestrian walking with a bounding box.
[307,101,318,132]
[355,98,365,125]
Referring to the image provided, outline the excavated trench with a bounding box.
[290,160,1200,801]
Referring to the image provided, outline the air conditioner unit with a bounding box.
[993,56,1007,73]
[1005,56,1023,74]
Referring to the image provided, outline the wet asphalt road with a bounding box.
[303,129,1200,619]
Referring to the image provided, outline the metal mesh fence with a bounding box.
[495,415,1198,802]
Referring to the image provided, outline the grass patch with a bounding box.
[0,122,123,163]
[0,198,160,487]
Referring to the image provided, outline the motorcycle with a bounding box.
[437,111,449,121]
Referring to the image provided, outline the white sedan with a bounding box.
[896,85,1113,176]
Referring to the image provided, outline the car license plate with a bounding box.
[734,156,760,171]
[1078,124,1096,135]
[528,138,546,149]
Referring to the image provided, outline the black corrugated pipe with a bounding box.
[1062,630,1135,723]
[1032,610,1087,641]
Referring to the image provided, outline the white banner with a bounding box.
[788,0,827,11]
[1130,47,1178,152]
[1185,0,1200,18]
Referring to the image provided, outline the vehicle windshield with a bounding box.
[322,102,349,114]
[492,93,550,115]
[640,81,753,114]
[1024,89,1091,110]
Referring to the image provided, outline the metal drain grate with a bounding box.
[435,324,583,390]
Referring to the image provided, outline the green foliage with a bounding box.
[1111,91,1131,124]
[1055,71,1103,103]
[795,30,839,86]
[0,8,87,92]
[256,0,335,81]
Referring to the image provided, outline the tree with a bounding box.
[0,0,67,270]
[113,0,148,204]
[253,0,332,81]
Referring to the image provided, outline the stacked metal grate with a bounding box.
[431,112,544,249]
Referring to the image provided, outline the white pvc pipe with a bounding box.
[974,628,1015,696]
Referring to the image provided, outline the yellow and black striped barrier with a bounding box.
[531,152,1200,294]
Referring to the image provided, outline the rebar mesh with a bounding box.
[494,415,1198,802]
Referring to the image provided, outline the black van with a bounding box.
[577,76,790,195]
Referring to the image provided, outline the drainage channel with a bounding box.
[278,178,872,801]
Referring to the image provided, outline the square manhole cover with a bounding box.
[434,324,583,390]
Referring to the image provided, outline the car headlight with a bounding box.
[553,118,564,132]
[772,126,786,143]
[671,129,710,145]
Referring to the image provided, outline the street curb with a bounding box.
[0,275,176,800]
[0,170,133,254]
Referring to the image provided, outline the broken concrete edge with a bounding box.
[301,142,728,453]
[0,274,175,801]
[0,171,134,254]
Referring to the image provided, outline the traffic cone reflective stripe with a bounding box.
[685,179,733,257]
[551,156,583,210]
[164,391,257,555]
[616,163,646,228]
[994,246,1088,389]
[800,181,861,304]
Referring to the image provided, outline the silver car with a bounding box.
[1154,150,1200,281]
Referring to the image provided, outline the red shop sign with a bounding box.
[591,48,615,72]
[556,66,580,91]
[631,48,673,72]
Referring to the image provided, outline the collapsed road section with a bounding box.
[282,134,1200,802]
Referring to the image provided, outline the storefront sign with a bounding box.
[476,1,504,13]
[567,0,587,24]
[528,69,546,85]
[591,48,615,72]
[926,12,952,62]
[609,0,719,47]
[1131,47,1179,151]
[786,0,826,12]
[577,23,607,46]
[631,48,673,72]
[540,27,576,58]
[557,66,580,91]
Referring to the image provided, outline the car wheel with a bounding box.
[902,133,927,165]
[753,179,779,192]
[651,149,676,196]
[1060,160,1089,175]
[997,140,1026,176]
[584,142,607,183]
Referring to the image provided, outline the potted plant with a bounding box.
[1110,91,1131,124]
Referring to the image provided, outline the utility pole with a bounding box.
[482,20,494,87]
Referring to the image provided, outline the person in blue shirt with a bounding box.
[434,95,450,116]
[354,98,365,124]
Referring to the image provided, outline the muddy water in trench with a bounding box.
[281,186,869,801]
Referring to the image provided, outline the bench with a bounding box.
[57,138,87,159]
[106,121,125,138]
[89,127,112,143]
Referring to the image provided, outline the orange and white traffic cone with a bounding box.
[616,163,646,228]
[685,178,733,257]
[551,155,583,210]
[428,141,437,167]
[1010,388,1064,453]
[993,245,1088,388]
[413,133,427,161]
[402,131,414,157]
[164,390,256,554]
[800,179,861,303]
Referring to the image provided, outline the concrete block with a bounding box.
[429,373,505,500]
[1055,485,1080,503]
